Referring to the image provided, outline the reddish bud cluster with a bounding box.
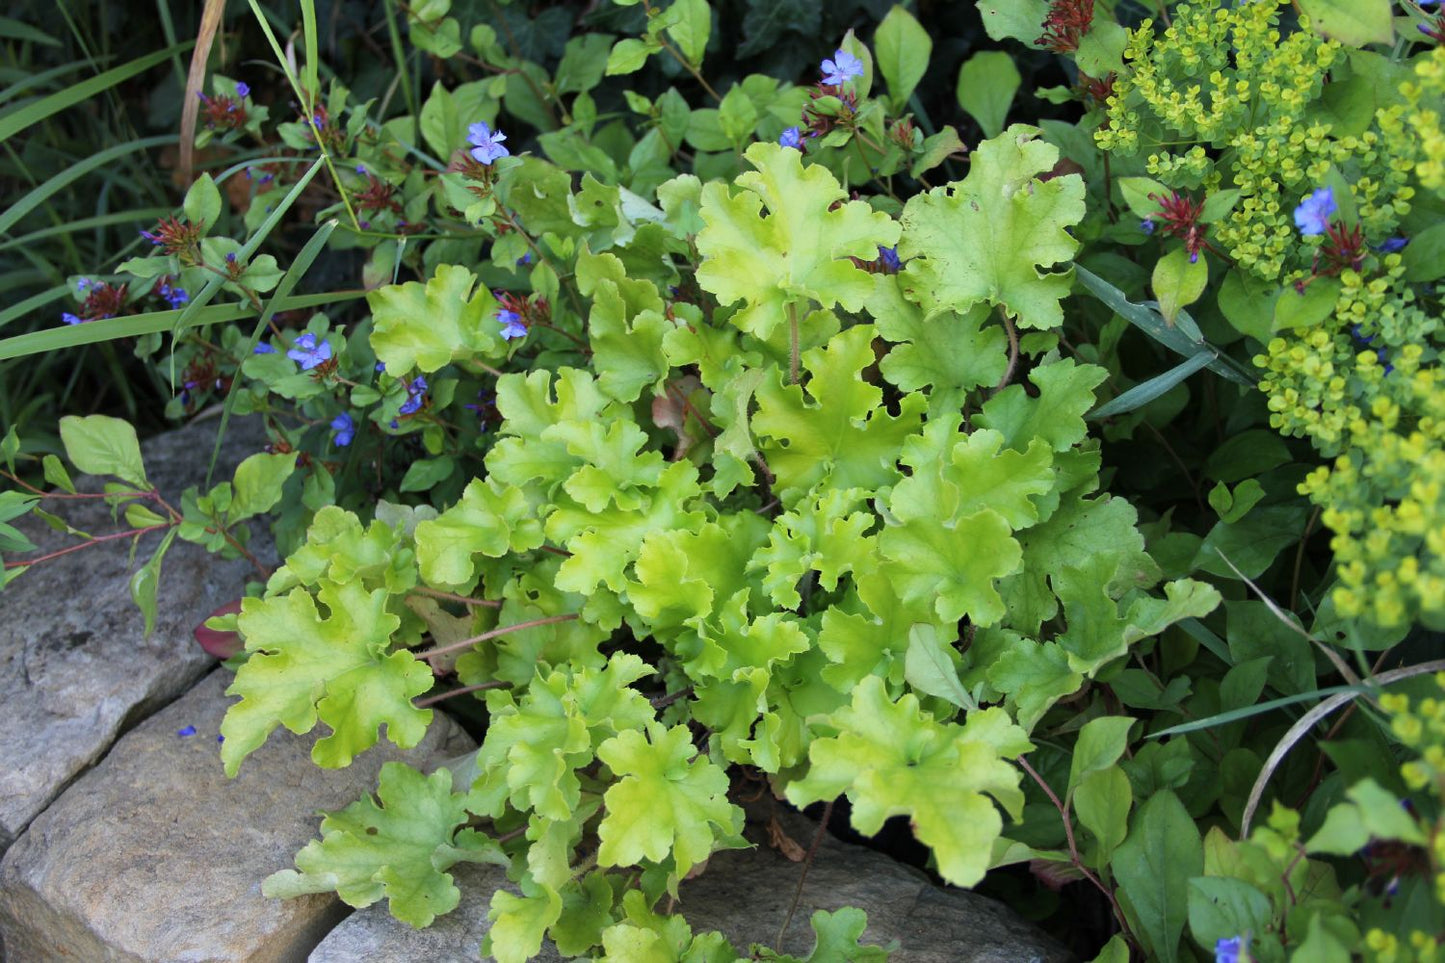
[355,174,402,216]
[77,282,128,322]
[801,87,859,140]
[1037,0,1095,54]
[1148,191,1208,263]
[141,215,204,264]
[1314,221,1368,277]
[495,290,551,326]
[198,93,248,132]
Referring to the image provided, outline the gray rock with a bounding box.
[0,417,271,853]
[307,805,1072,963]
[0,670,476,963]
[308,862,564,963]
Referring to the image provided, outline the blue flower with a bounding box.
[1294,187,1337,236]
[61,312,82,325]
[1215,936,1246,963]
[1141,218,1156,235]
[497,308,528,341]
[235,82,250,98]
[821,49,864,86]
[399,375,428,415]
[877,245,901,273]
[286,332,333,370]
[467,121,509,165]
[177,725,197,738]
[1378,236,1409,253]
[779,126,803,150]
[253,342,277,354]
[158,280,189,308]
[517,251,533,266]
[330,412,355,447]
[375,361,387,372]
[76,278,91,292]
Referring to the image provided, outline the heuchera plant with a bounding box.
[4,0,1445,960]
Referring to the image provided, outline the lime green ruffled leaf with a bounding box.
[975,357,1109,453]
[785,677,1031,887]
[751,487,876,609]
[695,142,900,339]
[414,478,545,587]
[879,509,1022,628]
[269,506,418,596]
[869,277,1008,412]
[752,325,926,507]
[221,580,434,775]
[484,882,564,963]
[263,762,505,927]
[368,263,505,374]
[596,722,744,879]
[898,124,1084,329]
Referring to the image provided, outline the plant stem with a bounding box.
[993,308,1019,394]
[414,679,511,707]
[418,613,579,661]
[787,301,801,385]
[3,523,168,569]
[409,585,502,608]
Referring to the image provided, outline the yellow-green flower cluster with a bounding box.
[1366,928,1441,963]
[1380,678,1445,902]
[1402,47,1445,197]
[1097,0,1418,282]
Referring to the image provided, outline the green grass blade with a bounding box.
[0,208,172,254]
[1088,351,1214,420]
[0,292,364,361]
[0,17,62,47]
[0,135,173,237]
[0,60,97,106]
[0,45,190,145]
[206,218,339,486]
[0,286,69,333]
[301,0,320,104]
[1074,265,1257,387]
[1148,684,1374,739]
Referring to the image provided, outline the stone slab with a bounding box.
[0,670,476,963]
[0,417,270,853]
[308,805,1073,962]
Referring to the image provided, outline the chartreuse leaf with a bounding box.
[585,262,673,403]
[786,677,1031,886]
[269,506,418,595]
[898,125,1084,329]
[751,325,926,506]
[631,514,771,633]
[228,451,297,522]
[263,762,505,927]
[1297,0,1392,47]
[1114,790,1202,963]
[751,487,875,609]
[695,142,899,339]
[368,263,505,374]
[985,634,1083,732]
[880,509,1022,628]
[757,908,895,961]
[487,368,609,496]
[485,882,564,963]
[471,653,656,820]
[869,276,1008,412]
[58,414,148,488]
[414,477,545,587]
[596,722,744,879]
[818,570,939,692]
[221,579,434,775]
[976,358,1109,453]
[1306,778,1427,854]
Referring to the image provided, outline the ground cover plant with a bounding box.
[3,0,1445,959]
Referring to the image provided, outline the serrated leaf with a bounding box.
[976,358,1108,453]
[59,414,147,488]
[486,883,564,963]
[415,477,545,587]
[752,325,926,506]
[264,762,505,927]
[368,263,505,374]
[596,723,742,878]
[880,509,1022,627]
[221,579,434,775]
[899,125,1084,329]
[695,143,899,339]
[870,278,1007,410]
[785,677,1031,886]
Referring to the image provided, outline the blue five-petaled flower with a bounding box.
[821,49,864,86]
[1215,935,1246,963]
[235,82,250,99]
[399,375,428,415]
[497,308,528,341]
[1294,187,1337,236]
[779,126,803,150]
[330,412,355,447]
[286,332,333,370]
[468,121,509,165]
